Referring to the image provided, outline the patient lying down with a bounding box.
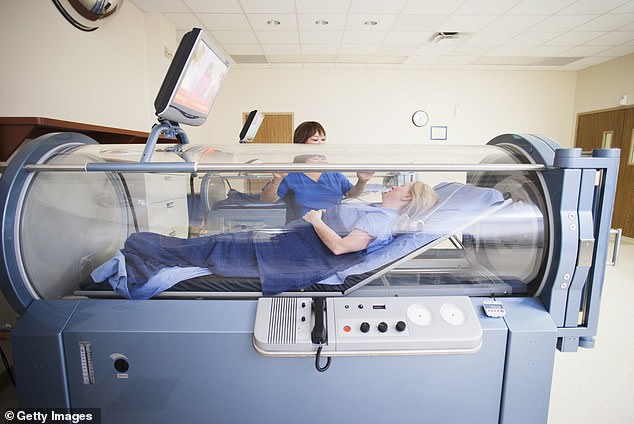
[91,182,438,298]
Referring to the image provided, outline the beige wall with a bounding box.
[207,68,577,147]
[0,1,167,132]
[0,1,580,150]
[574,53,634,114]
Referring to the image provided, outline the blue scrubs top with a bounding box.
[277,172,353,217]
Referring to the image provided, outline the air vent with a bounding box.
[430,31,461,43]
[231,55,268,64]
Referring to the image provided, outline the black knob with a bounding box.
[396,321,407,332]
[360,322,370,333]
[378,322,388,333]
[114,358,129,373]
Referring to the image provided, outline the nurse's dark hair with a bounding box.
[293,121,326,144]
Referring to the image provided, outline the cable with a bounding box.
[314,345,331,372]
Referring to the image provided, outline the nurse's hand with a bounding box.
[357,172,374,181]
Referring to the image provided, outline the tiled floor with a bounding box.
[1,238,632,422]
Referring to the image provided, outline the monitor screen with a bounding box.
[239,110,265,142]
[154,28,230,126]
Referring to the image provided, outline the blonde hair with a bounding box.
[394,181,439,232]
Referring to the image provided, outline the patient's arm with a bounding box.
[303,209,373,255]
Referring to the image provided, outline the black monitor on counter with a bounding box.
[154,28,230,126]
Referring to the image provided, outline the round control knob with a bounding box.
[360,322,370,333]
[378,322,388,333]
[114,358,129,373]
[396,321,407,332]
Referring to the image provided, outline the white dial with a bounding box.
[407,304,433,326]
[412,110,429,127]
[440,303,467,325]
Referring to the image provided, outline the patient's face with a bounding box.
[382,183,412,202]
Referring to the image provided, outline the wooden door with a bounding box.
[575,107,633,236]
[242,112,294,144]
[617,108,634,236]
[242,112,294,193]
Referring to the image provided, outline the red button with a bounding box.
[343,325,351,333]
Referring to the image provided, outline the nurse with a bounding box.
[260,121,373,221]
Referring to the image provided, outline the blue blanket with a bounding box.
[117,220,364,297]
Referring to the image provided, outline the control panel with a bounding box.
[253,296,482,357]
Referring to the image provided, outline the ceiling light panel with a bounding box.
[247,14,297,30]
[298,14,347,30]
[345,14,397,30]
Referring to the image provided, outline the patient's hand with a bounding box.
[303,209,324,224]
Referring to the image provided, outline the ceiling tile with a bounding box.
[198,13,250,31]
[295,0,351,13]
[255,31,300,44]
[210,30,258,44]
[164,13,202,30]
[345,14,398,30]
[548,31,605,46]
[585,31,634,45]
[261,44,301,55]
[454,0,520,15]
[248,14,298,30]
[390,14,448,31]
[299,31,343,43]
[438,15,498,32]
[131,0,189,12]
[402,0,464,15]
[465,32,518,45]
[238,0,295,14]
[559,0,633,15]
[297,14,348,30]
[301,44,340,54]
[338,44,379,55]
[222,44,263,55]
[484,15,547,32]
[579,14,634,31]
[530,14,595,32]
[349,0,407,14]
[382,31,430,45]
[506,0,575,16]
[341,30,387,44]
[376,44,418,55]
[183,0,242,13]
[507,32,558,45]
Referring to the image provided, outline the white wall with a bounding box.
[0,1,579,149]
[206,68,577,147]
[0,0,164,132]
[574,53,634,114]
